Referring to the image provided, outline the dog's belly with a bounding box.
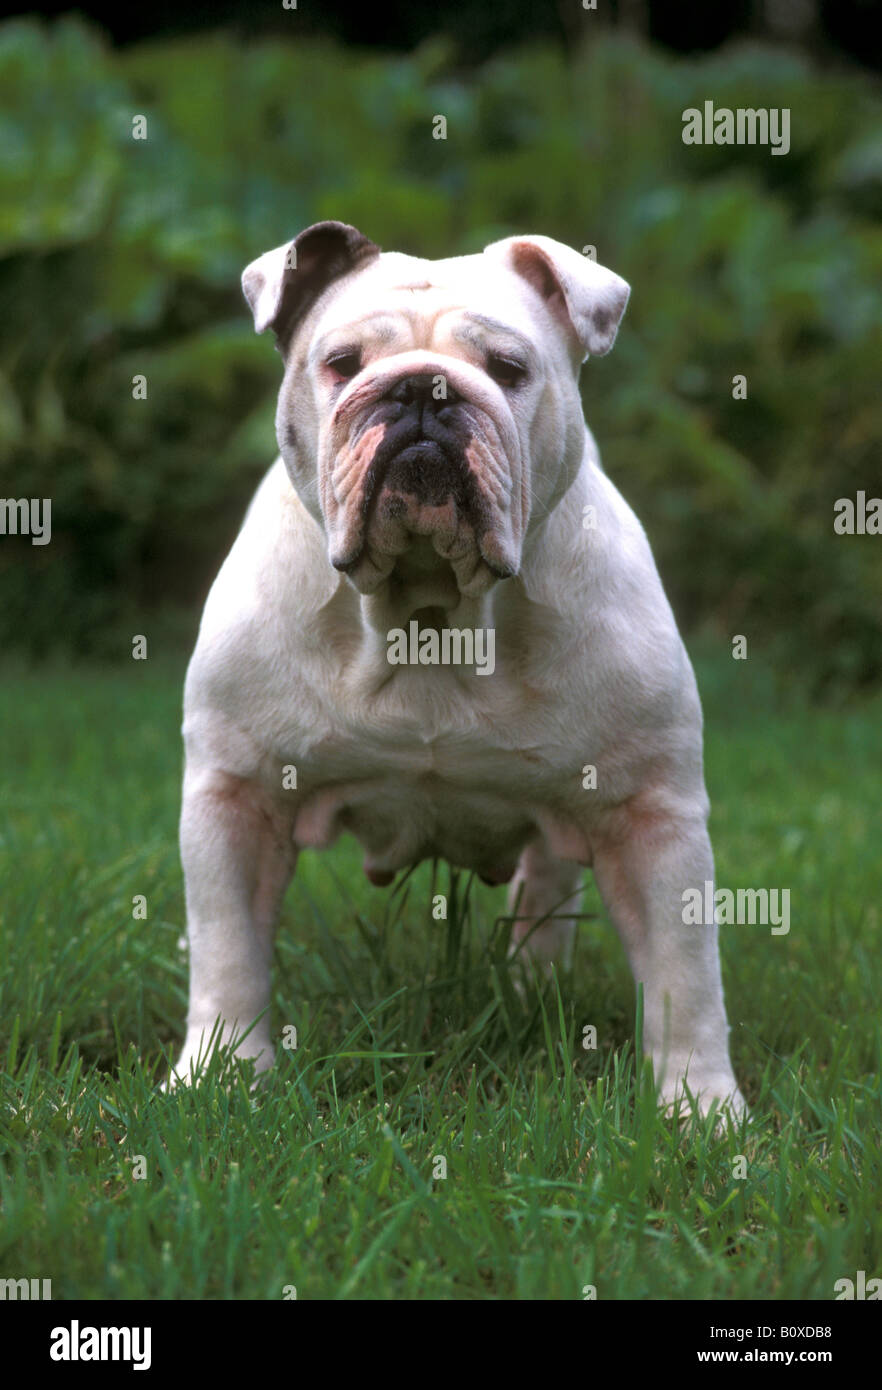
[292,772,545,882]
[287,738,604,880]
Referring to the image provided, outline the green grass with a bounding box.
[0,645,880,1299]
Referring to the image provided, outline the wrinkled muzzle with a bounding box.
[319,352,525,597]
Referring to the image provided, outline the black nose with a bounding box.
[386,373,461,408]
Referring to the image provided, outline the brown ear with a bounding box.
[241,221,381,343]
[484,234,630,360]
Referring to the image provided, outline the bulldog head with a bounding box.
[242,222,629,606]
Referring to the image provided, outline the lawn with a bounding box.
[0,645,880,1299]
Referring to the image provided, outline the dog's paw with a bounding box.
[162,1029,274,1091]
[658,1072,748,1127]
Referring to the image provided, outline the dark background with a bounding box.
[0,0,880,691]
[9,0,882,70]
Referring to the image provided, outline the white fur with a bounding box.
[171,232,744,1118]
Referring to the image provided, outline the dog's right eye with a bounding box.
[326,349,363,381]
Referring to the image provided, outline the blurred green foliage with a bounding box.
[0,18,880,690]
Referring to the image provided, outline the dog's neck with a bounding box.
[357,578,493,651]
[356,540,470,630]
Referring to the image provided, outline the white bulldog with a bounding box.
[173,220,744,1117]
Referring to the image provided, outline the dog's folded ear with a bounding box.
[484,234,630,360]
[242,221,381,343]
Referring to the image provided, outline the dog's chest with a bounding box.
[282,679,597,879]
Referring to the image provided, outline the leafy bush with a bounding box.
[0,18,880,690]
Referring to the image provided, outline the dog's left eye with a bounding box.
[326,349,363,381]
[486,353,527,388]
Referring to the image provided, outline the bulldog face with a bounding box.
[242,223,629,603]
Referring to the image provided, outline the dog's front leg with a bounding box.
[170,769,295,1084]
[591,793,745,1118]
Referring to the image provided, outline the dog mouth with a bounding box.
[361,425,472,519]
[322,373,522,597]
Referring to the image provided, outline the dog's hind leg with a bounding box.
[506,839,584,975]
